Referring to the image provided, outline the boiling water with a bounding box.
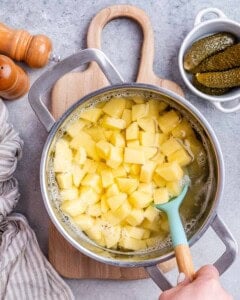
[46,88,216,255]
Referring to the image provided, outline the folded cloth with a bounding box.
[0,100,74,300]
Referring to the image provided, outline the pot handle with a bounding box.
[213,101,240,113]
[145,214,237,291]
[28,48,124,132]
[194,8,227,26]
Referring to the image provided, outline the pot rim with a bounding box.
[40,83,224,267]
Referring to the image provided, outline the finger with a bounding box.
[177,272,191,286]
[196,265,219,280]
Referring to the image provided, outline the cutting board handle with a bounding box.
[87,4,154,82]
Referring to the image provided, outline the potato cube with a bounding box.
[158,133,168,145]
[54,139,72,172]
[85,224,102,242]
[124,147,145,164]
[161,138,182,156]
[67,119,90,138]
[81,173,102,194]
[71,164,86,187]
[126,209,144,226]
[82,159,98,174]
[102,116,126,130]
[137,117,156,133]
[168,148,192,166]
[102,225,121,248]
[60,188,78,201]
[138,183,153,195]
[110,132,125,147]
[112,166,127,178]
[160,214,170,232]
[116,178,139,194]
[142,219,160,232]
[80,108,103,122]
[166,181,182,197]
[132,95,145,103]
[72,214,95,231]
[113,201,132,221]
[74,146,87,164]
[158,110,180,133]
[124,226,148,240]
[102,211,121,225]
[155,162,183,181]
[100,168,114,188]
[119,235,146,251]
[129,191,152,208]
[148,99,168,117]
[106,193,127,211]
[150,151,165,164]
[146,236,164,248]
[96,141,111,159]
[142,147,158,160]
[56,172,72,189]
[70,132,98,161]
[153,173,167,187]
[172,119,195,139]
[140,161,157,183]
[87,203,102,217]
[101,196,109,213]
[127,140,140,147]
[61,199,87,217]
[102,98,126,118]
[126,122,139,140]
[140,132,158,147]
[84,127,106,142]
[79,187,100,204]
[129,164,141,176]
[144,205,159,222]
[106,146,123,168]
[153,187,169,204]
[132,103,149,121]
[122,109,132,127]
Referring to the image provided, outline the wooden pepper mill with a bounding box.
[0,55,29,100]
[0,22,52,68]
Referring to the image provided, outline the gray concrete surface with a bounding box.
[1,0,239,299]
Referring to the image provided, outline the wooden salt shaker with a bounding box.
[0,55,29,100]
[0,22,52,68]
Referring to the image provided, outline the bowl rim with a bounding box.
[178,18,240,103]
[40,83,225,267]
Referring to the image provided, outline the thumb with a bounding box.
[176,272,191,286]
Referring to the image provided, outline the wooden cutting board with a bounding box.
[49,4,184,279]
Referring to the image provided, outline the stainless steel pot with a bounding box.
[29,48,237,290]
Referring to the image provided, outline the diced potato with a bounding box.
[150,151,165,164]
[112,166,127,177]
[116,178,139,194]
[106,183,119,197]
[80,108,103,122]
[161,138,182,156]
[102,225,121,248]
[102,211,120,225]
[148,99,168,117]
[102,116,126,130]
[122,109,132,127]
[87,203,102,217]
[67,119,90,138]
[140,161,157,183]
[124,147,145,164]
[126,209,144,226]
[168,148,192,166]
[138,183,153,194]
[155,162,183,181]
[137,117,156,133]
[132,95,145,103]
[60,188,78,201]
[126,122,139,140]
[146,236,164,248]
[106,193,127,211]
[106,146,123,168]
[153,173,167,187]
[119,235,146,251]
[144,205,159,222]
[129,164,141,176]
[82,159,98,174]
[61,199,87,217]
[142,147,158,160]
[56,172,72,189]
[142,219,160,232]
[172,119,195,139]
[71,164,86,187]
[85,225,102,242]
[79,187,100,205]
[96,141,111,159]
[140,131,158,147]
[158,133,169,145]
[82,173,102,194]
[101,195,109,213]
[74,147,87,164]
[110,132,125,147]
[132,103,149,121]
[125,99,134,108]
[124,226,149,240]
[153,187,169,204]
[70,132,98,161]
[127,140,140,147]
[160,214,170,232]
[129,191,152,208]
[158,110,180,133]
[166,181,182,197]
[100,168,114,188]
[54,139,72,172]
[104,130,113,141]
[72,214,95,231]
[102,98,126,118]
[84,127,106,142]
[113,201,132,221]
[185,136,205,158]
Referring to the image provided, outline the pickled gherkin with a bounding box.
[193,43,240,73]
[192,75,229,95]
[196,68,240,88]
[183,32,237,72]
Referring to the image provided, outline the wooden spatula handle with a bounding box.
[0,22,52,68]
[87,4,154,81]
[175,244,195,281]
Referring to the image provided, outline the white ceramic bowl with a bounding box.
[179,8,240,113]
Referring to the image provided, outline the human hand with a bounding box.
[159,265,233,300]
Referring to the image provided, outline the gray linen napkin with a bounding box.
[0,100,74,300]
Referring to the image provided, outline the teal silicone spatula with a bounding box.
[155,185,195,281]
